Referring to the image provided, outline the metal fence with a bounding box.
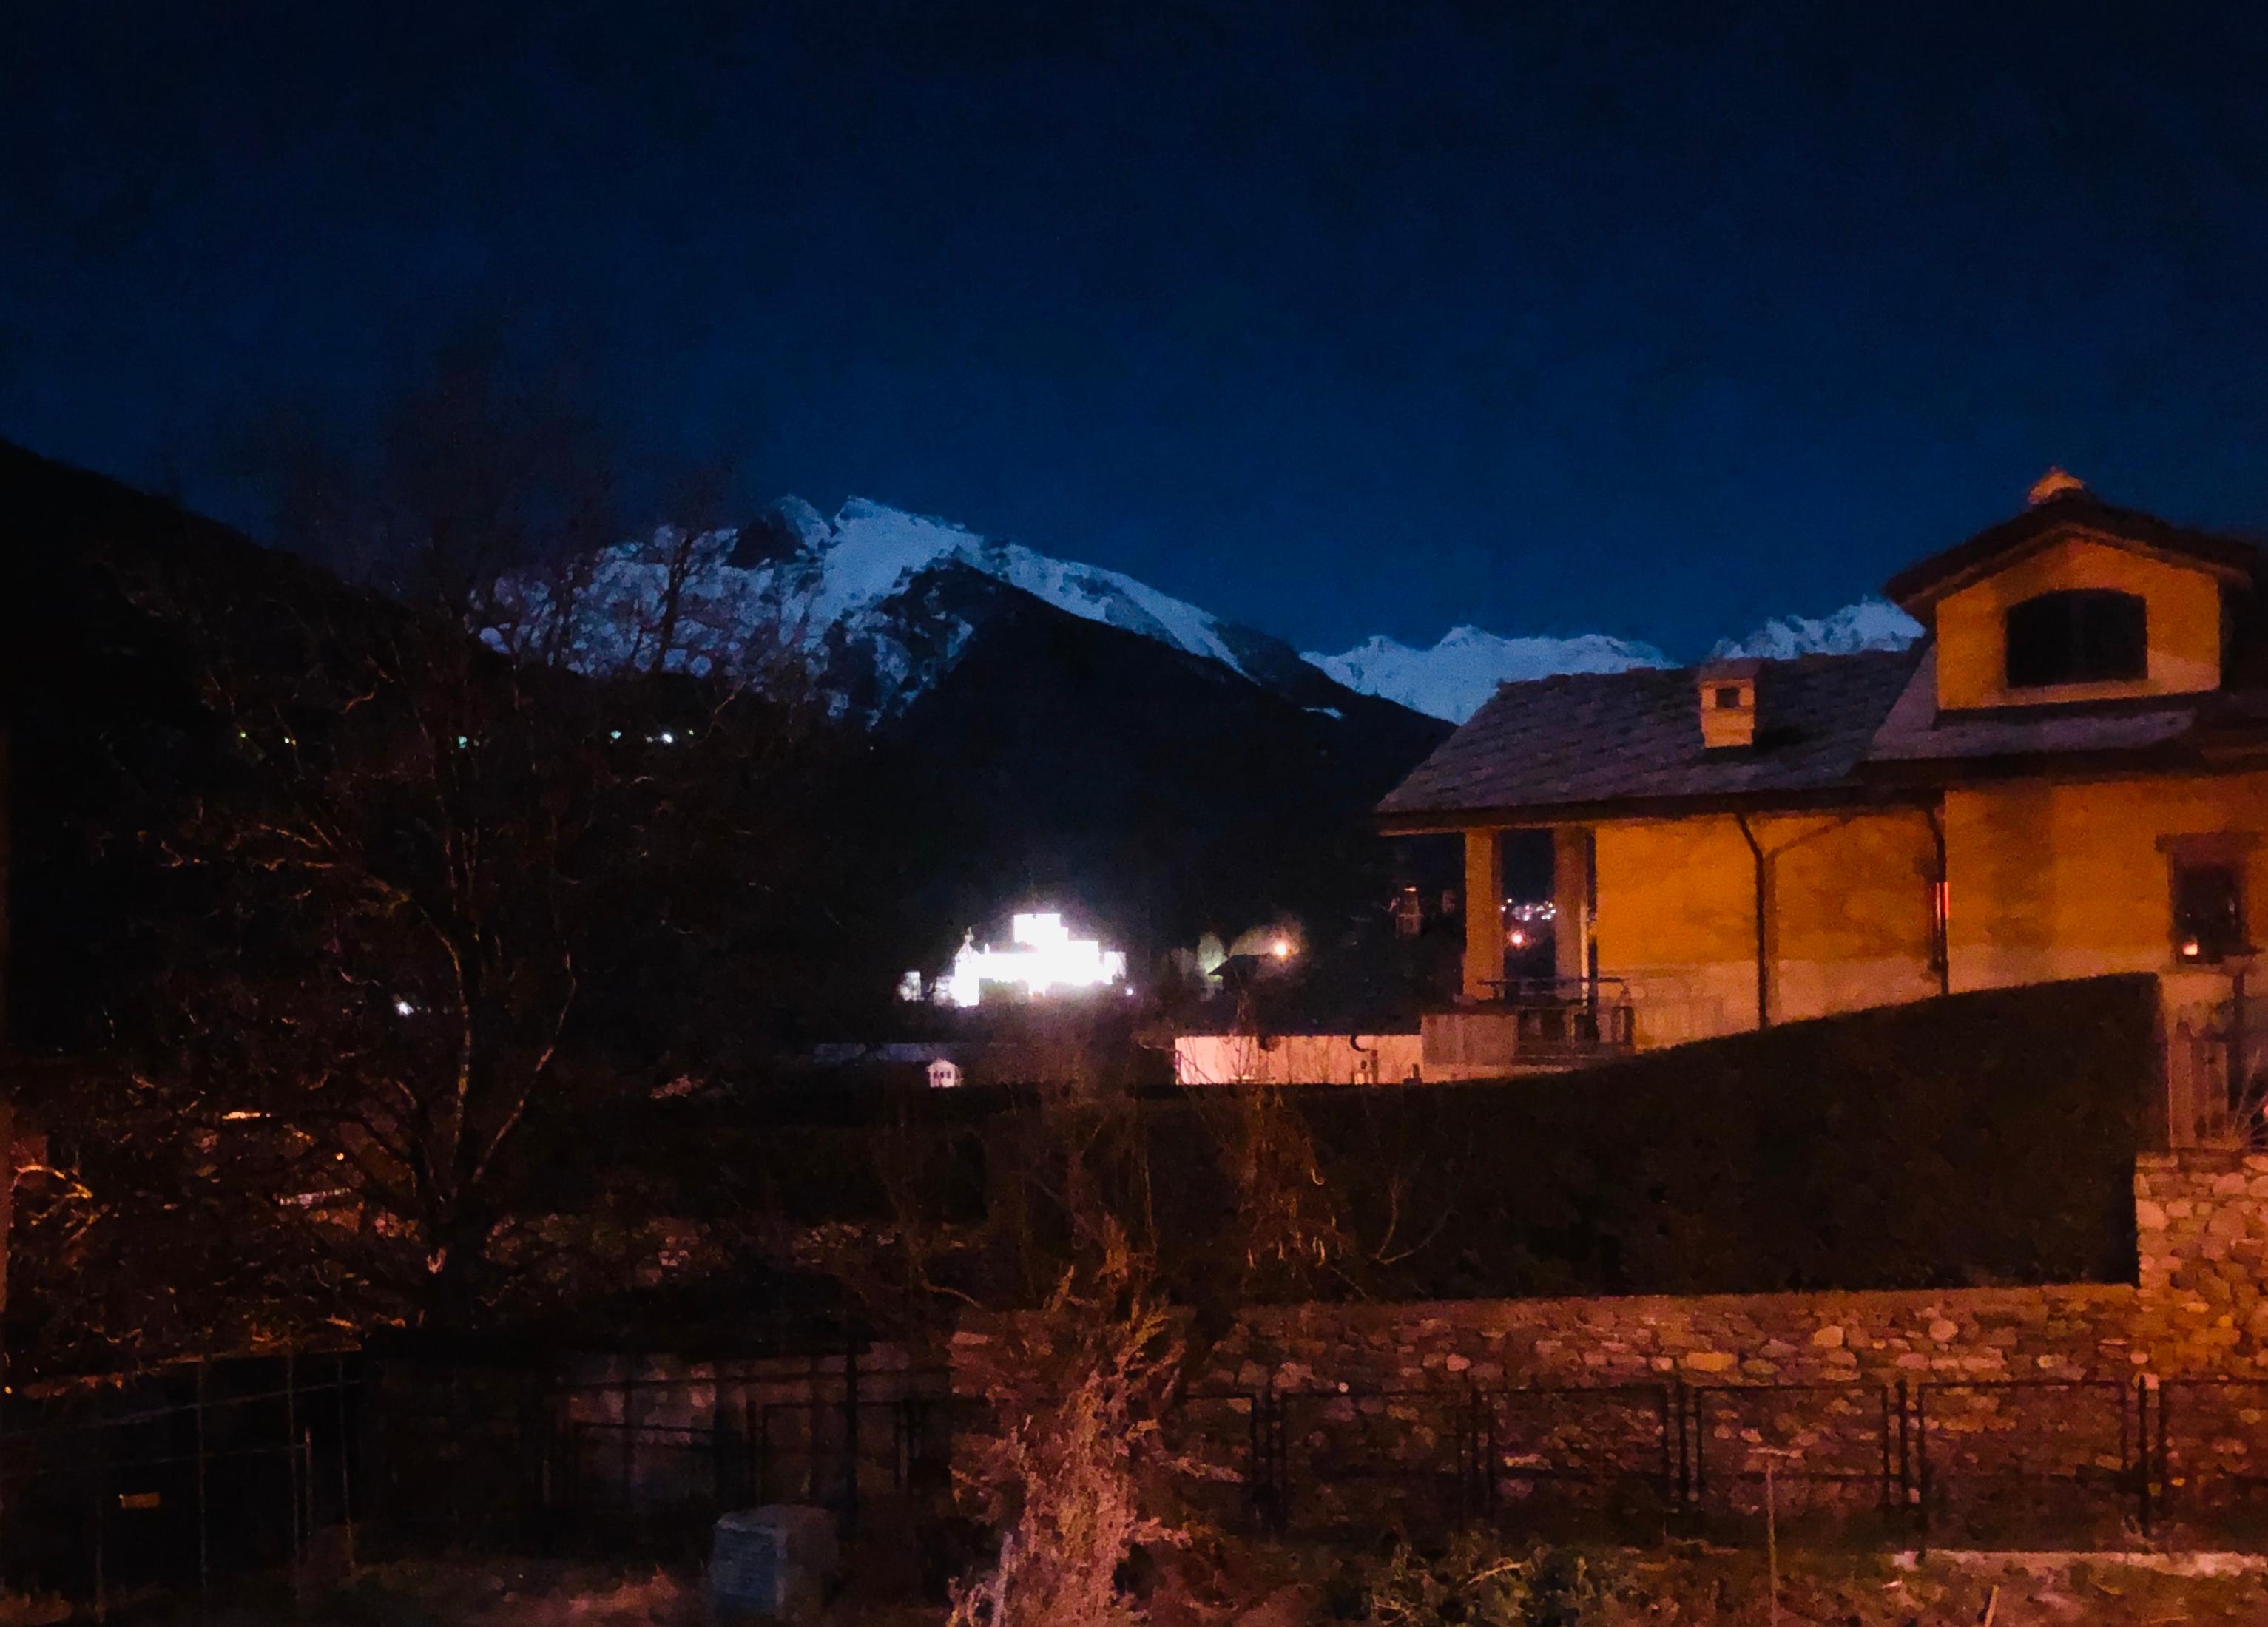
[1229,1373,2268,1550]
[23,1353,2268,1604]
[552,1378,964,1544]
[0,1353,360,1608]
[530,1366,2268,1554]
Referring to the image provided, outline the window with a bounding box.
[1714,686,1745,710]
[2004,589,2147,688]
[2173,861,2247,965]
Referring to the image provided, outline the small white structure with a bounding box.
[943,911,1128,1009]
[927,1058,963,1089]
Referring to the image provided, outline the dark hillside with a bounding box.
[855,566,1451,979]
[0,442,370,1046]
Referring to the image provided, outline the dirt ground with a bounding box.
[1576,1546,2268,1623]
[51,1543,2268,1627]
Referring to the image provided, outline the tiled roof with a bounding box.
[1377,649,1926,824]
[1865,647,2201,763]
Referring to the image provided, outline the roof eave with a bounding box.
[1886,514,2261,615]
[1377,782,1933,833]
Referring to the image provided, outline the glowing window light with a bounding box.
[945,911,1128,1008]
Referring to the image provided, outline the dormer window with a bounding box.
[2005,589,2147,689]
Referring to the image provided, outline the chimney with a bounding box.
[2028,467,2088,506]
[1698,658,1761,750]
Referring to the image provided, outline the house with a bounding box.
[1377,473,2268,1111]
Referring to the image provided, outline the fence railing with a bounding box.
[0,1353,360,1607]
[533,1367,2268,1554]
[1221,1374,2267,1548]
[24,1354,2268,1600]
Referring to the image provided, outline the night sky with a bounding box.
[7,3,2268,660]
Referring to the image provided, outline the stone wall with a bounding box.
[1200,1153,2268,1394]
[2132,1150,2268,1370]
[959,1151,2268,1536]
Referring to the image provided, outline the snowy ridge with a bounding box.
[833,498,1260,677]
[1303,626,1670,723]
[489,491,1925,731]
[487,495,1301,720]
[1712,598,1923,661]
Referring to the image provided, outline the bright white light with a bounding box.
[658,731,676,745]
[1271,938,1292,959]
[945,911,1129,1008]
[394,998,415,1017]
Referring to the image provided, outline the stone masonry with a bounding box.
[1200,1153,2268,1395]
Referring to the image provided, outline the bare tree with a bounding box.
[11,351,837,1342]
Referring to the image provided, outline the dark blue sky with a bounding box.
[6,2,2268,659]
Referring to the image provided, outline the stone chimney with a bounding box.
[1698,657,1761,750]
[2028,467,2088,506]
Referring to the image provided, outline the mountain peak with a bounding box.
[1303,626,1670,723]
[493,495,1375,722]
[1712,598,1923,661]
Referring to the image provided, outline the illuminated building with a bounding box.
[938,911,1128,1009]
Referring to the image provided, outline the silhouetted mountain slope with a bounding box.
[0,442,371,1047]
[853,575,1451,979]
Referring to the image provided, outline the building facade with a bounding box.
[1377,474,2268,1091]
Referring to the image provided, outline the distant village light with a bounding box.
[942,910,1128,1008]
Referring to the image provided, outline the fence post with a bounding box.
[195,1362,210,1620]
[336,1353,356,1577]
[1244,1386,1286,1535]
[1914,1383,1930,1555]
[843,1327,861,1539]
[1246,1387,1267,1532]
[1479,1387,1497,1521]
[1895,1379,1914,1519]
[618,1371,636,1519]
[759,1401,774,1509]
[93,1387,107,1625]
[2150,1374,2167,1539]
[1456,1384,1488,1528]
[1877,1384,1892,1515]
[1660,1387,1678,1513]
[712,1370,732,1512]
[747,1393,763,1506]
[286,1355,302,1608]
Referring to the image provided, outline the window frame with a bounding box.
[2003,588,2149,689]
[2159,832,2258,968]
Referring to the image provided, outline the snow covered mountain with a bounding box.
[1712,598,1923,661]
[1302,627,1671,724]
[487,495,1341,721]
[490,491,1925,731]
[1308,598,1927,723]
